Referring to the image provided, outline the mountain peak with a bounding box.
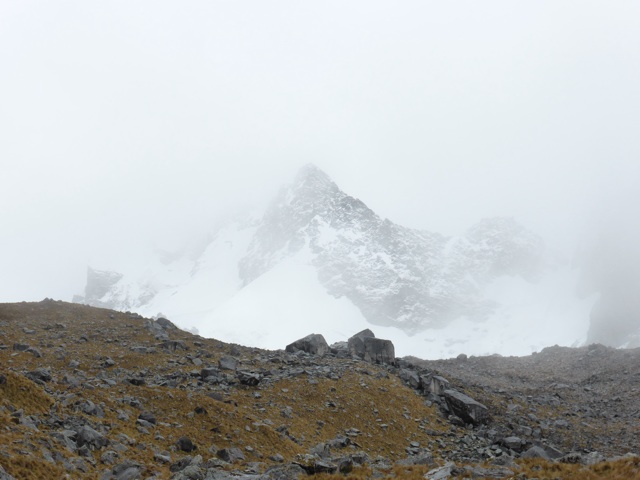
[291,163,338,196]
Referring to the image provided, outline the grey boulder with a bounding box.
[443,389,489,425]
[285,334,329,356]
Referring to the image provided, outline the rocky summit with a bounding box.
[2,300,640,479]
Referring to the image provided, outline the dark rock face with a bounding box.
[443,389,489,425]
[285,334,329,356]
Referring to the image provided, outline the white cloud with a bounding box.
[1,0,639,302]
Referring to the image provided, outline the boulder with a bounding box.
[137,411,156,425]
[176,436,196,452]
[217,447,245,463]
[285,334,329,356]
[218,356,238,371]
[329,341,349,357]
[155,317,177,329]
[362,337,395,364]
[237,371,261,386]
[26,368,52,383]
[501,436,525,453]
[76,425,108,450]
[399,368,421,389]
[430,375,450,396]
[520,445,550,460]
[347,330,394,364]
[347,329,376,358]
[443,389,489,425]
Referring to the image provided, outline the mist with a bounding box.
[2,2,639,351]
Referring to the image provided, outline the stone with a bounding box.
[217,447,245,463]
[160,340,187,352]
[463,465,514,478]
[237,371,261,386]
[76,425,108,450]
[51,430,78,452]
[176,436,196,452]
[501,436,525,453]
[137,411,156,425]
[112,460,144,480]
[26,368,52,383]
[399,368,421,389]
[347,329,376,358]
[443,389,489,425]
[200,367,219,380]
[364,337,394,364]
[100,450,119,464]
[425,461,455,479]
[218,356,238,371]
[520,445,550,460]
[430,375,450,396]
[155,317,176,329]
[285,334,329,356]
[26,347,42,358]
[347,330,395,364]
[329,341,349,357]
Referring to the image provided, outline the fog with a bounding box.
[2,1,640,318]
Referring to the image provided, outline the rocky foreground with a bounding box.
[1,301,640,479]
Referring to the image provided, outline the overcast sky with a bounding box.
[1,1,639,302]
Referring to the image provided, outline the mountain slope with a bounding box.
[2,301,639,479]
[74,164,593,357]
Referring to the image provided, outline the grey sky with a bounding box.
[1,1,639,301]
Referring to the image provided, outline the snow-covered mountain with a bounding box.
[74,164,595,358]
